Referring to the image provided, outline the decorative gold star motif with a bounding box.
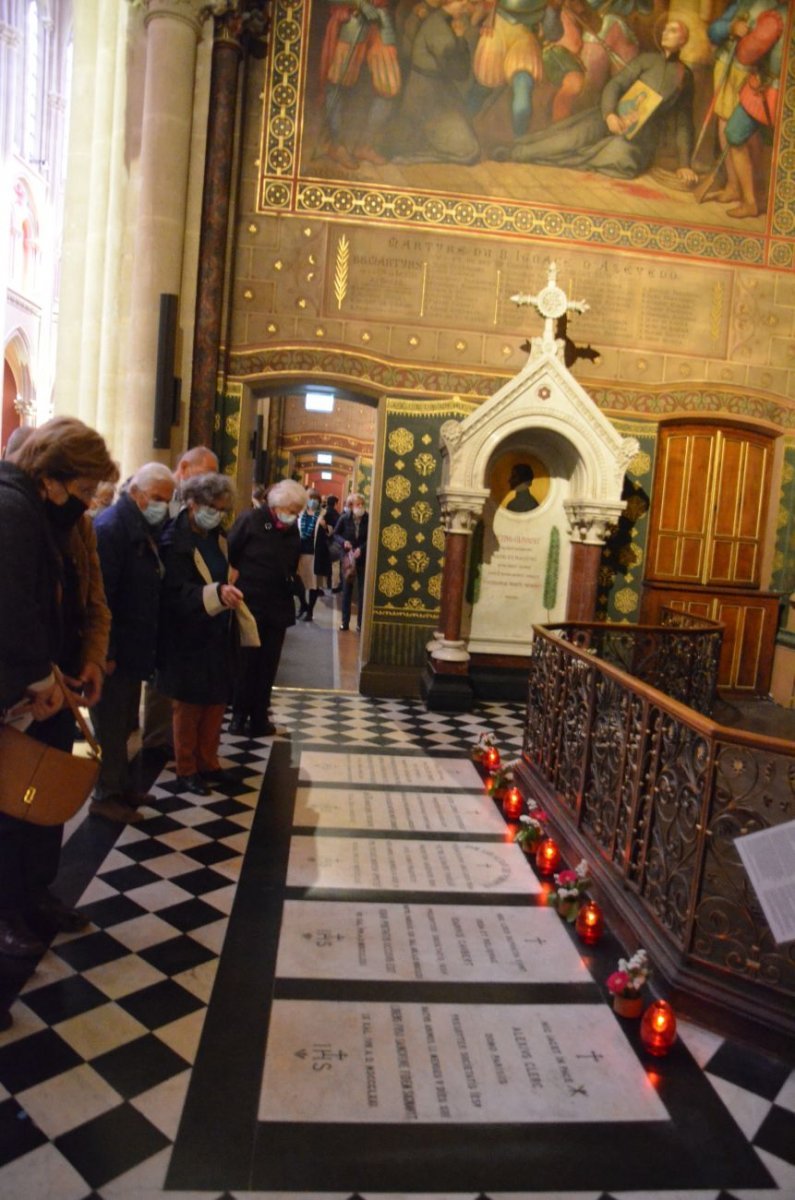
[243,289,253,300]
[297,298,306,309]
[274,260,283,271]
[395,460,405,471]
[391,508,401,519]
[361,331,371,343]
[315,327,325,337]
[248,223,258,234]
[408,336,419,347]
[415,533,425,543]
[303,227,312,237]
[418,484,428,494]
[455,340,466,352]
[388,555,397,566]
[267,323,277,334]
[421,434,432,445]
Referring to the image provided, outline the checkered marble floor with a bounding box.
[0,694,792,1200]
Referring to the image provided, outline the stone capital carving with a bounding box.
[439,419,464,457]
[141,0,205,34]
[563,499,625,545]
[618,435,641,474]
[438,488,489,534]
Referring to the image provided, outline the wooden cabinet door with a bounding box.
[647,427,716,582]
[707,430,771,588]
[646,424,772,588]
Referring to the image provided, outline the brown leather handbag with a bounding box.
[0,668,101,826]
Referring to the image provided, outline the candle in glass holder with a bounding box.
[640,1000,677,1056]
[535,837,561,876]
[484,746,501,772]
[502,786,523,820]
[575,900,604,945]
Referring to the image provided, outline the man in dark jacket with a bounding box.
[334,492,369,632]
[227,478,304,736]
[91,462,175,822]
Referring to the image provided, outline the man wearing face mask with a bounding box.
[296,490,323,621]
[333,492,369,632]
[227,478,306,736]
[90,462,176,822]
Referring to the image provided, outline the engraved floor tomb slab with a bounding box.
[293,787,507,835]
[287,836,540,894]
[298,752,482,790]
[275,901,587,983]
[258,1000,669,1125]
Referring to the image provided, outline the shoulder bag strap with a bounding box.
[52,664,102,761]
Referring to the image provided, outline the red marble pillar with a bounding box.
[441,531,468,644]
[189,20,244,448]
[566,543,602,622]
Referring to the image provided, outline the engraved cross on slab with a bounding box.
[511,261,589,350]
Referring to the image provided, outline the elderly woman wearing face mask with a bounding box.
[0,416,117,962]
[90,461,176,823]
[227,478,306,737]
[156,473,244,795]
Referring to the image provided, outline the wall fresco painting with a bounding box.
[259,0,794,267]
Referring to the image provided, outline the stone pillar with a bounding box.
[122,0,203,471]
[563,501,624,623]
[189,12,245,447]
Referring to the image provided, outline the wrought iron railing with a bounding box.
[517,624,795,1046]
[543,613,722,715]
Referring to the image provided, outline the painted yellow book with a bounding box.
[616,81,663,140]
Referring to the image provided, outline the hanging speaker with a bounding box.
[153,294,178,449]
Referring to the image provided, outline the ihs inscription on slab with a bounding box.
[276,901,587,983]
[259,1001,668,1124]
[287,836,539,894]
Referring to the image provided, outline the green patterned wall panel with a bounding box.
[772,438,795,640]
[368,397,477,669]
[596,421,657,624]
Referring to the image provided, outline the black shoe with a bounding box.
[202,768,233,784]
[228,716,247,735]
[332,586,342,594]
[32,893,90,934]
[248,720,278,737]
[0,917,46,959]
[339,622,349,631]
[176,773,210,796]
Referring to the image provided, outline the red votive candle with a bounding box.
[575,900,604,944]
[535,837,561,876]
[640,1000,677,1056]
[502,786,523,820]
[484,746,501,772]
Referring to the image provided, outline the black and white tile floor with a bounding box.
[0,694,792,1200]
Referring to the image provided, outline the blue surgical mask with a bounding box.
[194,505,223,530]
[307,499,319,511]
[143,500,168,526]
[275,510,297,526]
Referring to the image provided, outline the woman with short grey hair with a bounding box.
[156,471,243,794]
[227,477,305,736]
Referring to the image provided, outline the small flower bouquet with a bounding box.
[471,731,498,764]
[514,799,546,854]
[485,761,516,797]
[547,858,591,921]
[607,949,651,1016]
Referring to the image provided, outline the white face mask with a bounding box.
[194,505,223,530]
[276,510,297,525]
[143,500,168,526]
[352,506,365,518]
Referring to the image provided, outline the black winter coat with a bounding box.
[333,511,369,562]
[0,462,62,709]
[227,506,300,629]
[156,510,233,705]
[93,493,164,680]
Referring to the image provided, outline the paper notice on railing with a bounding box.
[735,822,795,946]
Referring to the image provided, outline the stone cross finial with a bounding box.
[511,262,589,351]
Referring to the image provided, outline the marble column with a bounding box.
[122,0,203,471]
[563,501,624,623]
[431,496,485,668]
[189,12,245,448]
